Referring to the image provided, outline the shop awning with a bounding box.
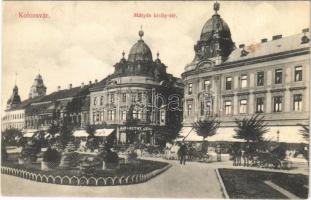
[263,126,308,144]
[22,129,38,138]
[176,127,202,141]
[73,130,88,137]
[176,126,308,144]
[209,128,244,142]
[95,129,114,137]
[177,127,244,142]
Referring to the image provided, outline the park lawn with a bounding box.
[219,168,308,199]
[2,159,168,178]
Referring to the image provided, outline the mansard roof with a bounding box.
[224,32,309,64]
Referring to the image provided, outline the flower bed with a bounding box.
[1,159,171,186]
[218,168,308,199]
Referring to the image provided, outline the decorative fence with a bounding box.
[1,164,171,186]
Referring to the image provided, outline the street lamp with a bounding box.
[277,130,280,143]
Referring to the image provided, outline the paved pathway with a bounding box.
[1,159,225,198]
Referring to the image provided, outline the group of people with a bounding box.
[165,142,198,165]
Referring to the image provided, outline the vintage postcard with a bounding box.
[1,1,309,198]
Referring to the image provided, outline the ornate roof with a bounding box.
[200,14,231,41]
[7,85,21,106]
[128,29,153,62]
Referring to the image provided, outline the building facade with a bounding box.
[89,29,183,144]
[181,2,310,143]
[24,83,91,132]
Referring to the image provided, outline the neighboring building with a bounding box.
[29,74,47,99]
[25,83,91,132]
[89,29,183,144]
[2,85,24,130]
[181,2,309,143]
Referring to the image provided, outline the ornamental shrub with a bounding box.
[104,150,119,164]
[43,148,61,163]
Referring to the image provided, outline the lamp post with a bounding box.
[277,130,280,143]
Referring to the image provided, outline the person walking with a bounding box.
[178,143,188,165]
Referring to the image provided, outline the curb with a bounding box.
[215,168,230,199]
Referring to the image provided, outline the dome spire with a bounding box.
[122,50,125,58]
[157,51,160,59]
[214,0,220,14]
[138,25,144,39]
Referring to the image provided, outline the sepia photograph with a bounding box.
[1,1,310,198]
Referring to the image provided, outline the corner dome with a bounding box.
[200,14,231,41]
[128,29,153,62]
[200,2,231,41]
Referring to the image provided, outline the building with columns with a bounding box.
[181,2,309,143]
[89,29,183,144]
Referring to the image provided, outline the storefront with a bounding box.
[118,126,154,144]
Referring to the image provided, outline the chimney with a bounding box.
[57,86,61,91]
[89,81,92,86]
[81,82,84,88]
[261,38,268,43]
[68,83,72,89]
[239,44,245,49]
[272,34,282,40]
[302,28,309,33]
[95,79,98,84]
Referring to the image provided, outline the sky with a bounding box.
[2,1,310,111]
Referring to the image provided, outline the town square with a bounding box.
[1,1,310,199]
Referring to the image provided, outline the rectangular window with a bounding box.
[200,101,205,116]
[294,66,302,82]
[131,94,136,102]
[112,110,115,121]
[203,80,211,90]
[293,94,302,111]
[239,99,247,114]
[187,104,192,116]
[133,110,138,119]
[121,110,127,120]
[160,111,165,123]
[257,71,264,86]
[100,96,104,105]
[122,93,126,102]
[226,77,232,90]
[188,83,193,95]
[241,74,248,88]
[110,93,115,103]
[100,112,104,121]
[275,69,282,84]
[93,97,97,106]
[206,101,211,115]
[225,101,232,115]
[138,110,142,120]
[273,96,283,112]
[137,92,142,102]
[256,97,264,113]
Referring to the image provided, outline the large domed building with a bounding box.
[90,28,183,145]
[181,2,309,145]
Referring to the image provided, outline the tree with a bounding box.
[234,114,269,146]
[1,128,23,146]
[298,123,309,141]
[192,117,220,141]
[154,110,183,147]
[298,123,309,162]
[86,124,98,152]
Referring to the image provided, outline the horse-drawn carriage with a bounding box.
[230,143,292,169]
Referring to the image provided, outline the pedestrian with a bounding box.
[178,142,188,165]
